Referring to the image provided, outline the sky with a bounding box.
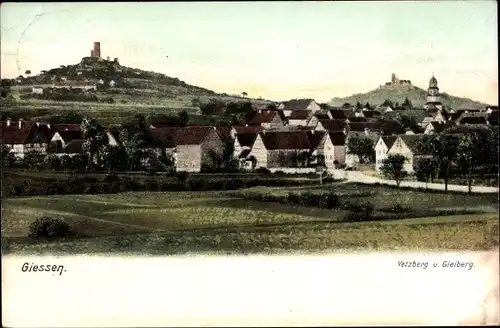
[0,1,497,104]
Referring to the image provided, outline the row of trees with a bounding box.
[379,126,498,193]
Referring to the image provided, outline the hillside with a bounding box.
[329,84,489,109]
[7,56,272,109]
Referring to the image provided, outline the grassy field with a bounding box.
[2,182,498,255]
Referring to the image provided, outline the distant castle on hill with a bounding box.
[385,73,412,86]
[84,41,119,64]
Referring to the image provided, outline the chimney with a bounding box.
[18,118,23,129]
[6,118,11,127]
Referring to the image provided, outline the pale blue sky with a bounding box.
[1,1,497,104]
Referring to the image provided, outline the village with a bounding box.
[1,72,498,185]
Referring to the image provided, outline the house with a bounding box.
[456,116,488,126]
[49,130,84,151]
[48,140,86,157]
[487,110,498,126]
[387,135,426,173]
[314,119,348,133]
[374,136,398,171]
[0,119,51,159]
[307,113,330,127]
[248,110,283,128]
[327,109,354,120]
[248,131,313,169]
[287,110,313,126]
[485,106,498,114]
[362,110,381,119]
[233,125,264,135]
[405,126,424,135]
[348,117,367,123]
[423,121,456,135]
[145,126,223,172]
[314,132,346,169]
[278,99,321,117]
[32,86,44,94]
[233,133,258,169]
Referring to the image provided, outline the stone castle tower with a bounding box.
[93,42,101,58]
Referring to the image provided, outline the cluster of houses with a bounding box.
[1,99,498,173]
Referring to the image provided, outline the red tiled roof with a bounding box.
[381,136,398,149]
[348,122,381,132]
[260,131,312,150]
[56,130,84,142]
[328,109,355,120]
[145,126,213,148]
[233,125,264,134]
[249,110,279,124]
[215,126,233,140]
[51,124,81,132]
[458,116,488,125]
[283,99,316,111]
[0,121,34,144]
[348,117,367,123]
[307,131,326,149]
[236,133,258,148]
[428,122,456,133]
[328,132,346,146]
[318,119,348,132]
[288,110,312,120]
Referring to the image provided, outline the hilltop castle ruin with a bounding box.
[385,73,412,86]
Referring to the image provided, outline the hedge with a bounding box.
[3,175,320,197]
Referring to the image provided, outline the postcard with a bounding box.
[1,1,498,326]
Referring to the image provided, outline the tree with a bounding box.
[381,99,394,107]
[364,102,372,110]
[49,111,83,124]
[177,110,189,127]
[241,92,248,97]
[80,117,109,171]
[1,145,16,167]
[24,150,45,170]
[457,132,481,194]
[1,79,13,99]
[355,101,363,110]
[25,70,31,78]
[414,157,438,187]
[43,154,61,171]
[99,144,126,173]
[439,134,460,191]
[342,102,351,108]
[266,103,278,111]
[60,155,73,173]
[71,154,88,172]
[119,128,143,172]
[402,97,413,109]
[200,99,226,116]
[380,154,407,187]
[346,136,375,163]
[220,137,238,170]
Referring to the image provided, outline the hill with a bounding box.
[329,84,489,109]
[2,57,273,124]
[6,57,272,108]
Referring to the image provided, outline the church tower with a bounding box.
[425,74,443,110]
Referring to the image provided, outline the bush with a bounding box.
[380,204,412,213]
[255,167,271,174]
[176,171,189,182]
[342,202,374,222]
[28,216,71,239]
